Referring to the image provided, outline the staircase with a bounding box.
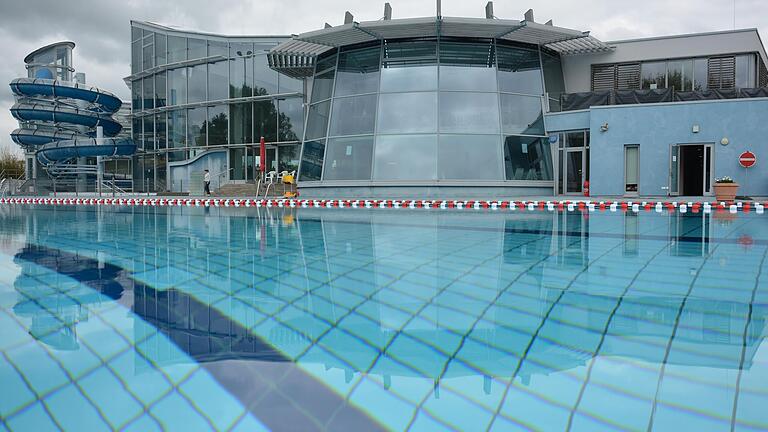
[213,183,291,197]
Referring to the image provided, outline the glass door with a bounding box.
[565,150,583,193]
[266,148,278,173]
[703,144,713,195]
[669,145,679,196]
[229,148,246,182]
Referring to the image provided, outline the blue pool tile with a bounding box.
[122,414,163,432]
[132,266,197,290]
[178,370,248,431]
[386,333,448,377]
[45,383,111,432]
[498,380,573,432]
[0,356,36,418]
[107,350,172,406]
[408,410,455,432]
[349,375,416,431]
[78,367,144,429]
[230,413,270,432]
[4,401,59,432]
[422,383,495,431]
[318,328,379,372]
[149,390,213,432]
[6,342,70,398]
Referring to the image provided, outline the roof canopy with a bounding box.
[269,16,613,78]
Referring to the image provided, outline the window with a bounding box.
[305,101,331,140]
[142,36,154,71]
[155,33,167,66]
[694,58,708,91]
[299,139,326,181]
[335,45,381,96]
[736,54,756,89]
[542,51,565,110]
[142,116,154,151]
[641,62,666,89]
[187,107,207,147]
[131,80,141,110]
[230,103,252,144]
[155,113,167,150]
[667,60,693,91]
[208,105,228,146]
[167,36,186,63]
[187,38,207,60]
[229,49,254,99]
[329,94,377,136]
[625,145,639,193]
[167,68,187,105]
[254,54,278,95]
[438,40,497,92]
[208,61,228,101]
[253,100,277,142]
[131,41,141,74]
[187,65,207,103]
[439,92,500,134]
[500,94,544,135]
[169,110,186,148]
[311,54,337,102]
[504,136,553,181]
[373,135,438,180]
[438,135,502,180]
[155,72,166,108]
[381,40,437,92]
[278,144,300,173]
[142,77,154,110]
[208,40,228,57]
[497,45,542,95]
[278,98,303,142]
[377,92,437,134]
[566,131,586,148]
[323,136,374,180]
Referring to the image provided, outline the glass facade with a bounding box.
[300,38,556,184]
[129,23,303,192]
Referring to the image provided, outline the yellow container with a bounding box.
[283,174,294,184]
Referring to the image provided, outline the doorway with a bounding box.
[670,144,713,196]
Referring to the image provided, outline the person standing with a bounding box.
[203,169,211,196]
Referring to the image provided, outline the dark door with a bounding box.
[680,145,704,195]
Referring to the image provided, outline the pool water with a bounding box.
[1,205,767,431]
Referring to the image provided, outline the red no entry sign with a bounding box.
[739,151,756,168]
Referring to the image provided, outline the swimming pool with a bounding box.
[1,204,766,431]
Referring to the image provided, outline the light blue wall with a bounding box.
[545,110,590,131]
[546,98,768,197]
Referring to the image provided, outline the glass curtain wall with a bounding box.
[299,38,554,183]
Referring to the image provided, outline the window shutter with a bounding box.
[759,57,767,88]
[616,63,641,89]
[708,56,736,89]
[591,64,616,91]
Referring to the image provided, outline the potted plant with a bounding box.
[714,176,739,202]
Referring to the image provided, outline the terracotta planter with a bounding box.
[714,182,739,202]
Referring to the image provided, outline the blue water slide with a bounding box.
[10,78,123,113]
[10,127,79,147]
[10,102,123,136]
[36,138,136,165]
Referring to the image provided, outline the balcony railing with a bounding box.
[557,87,768,112]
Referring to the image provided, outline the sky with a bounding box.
[1,0,765,156]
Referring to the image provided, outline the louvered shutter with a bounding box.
[616,63,641,89]
[591,64,616,91]
[708,57,736,89]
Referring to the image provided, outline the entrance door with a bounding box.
[669,144,713,196]
[266,148,278,173]
[565,150,584,194]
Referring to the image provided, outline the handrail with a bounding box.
[215,168,234,188]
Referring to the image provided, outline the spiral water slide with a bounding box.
[9,78,136,165]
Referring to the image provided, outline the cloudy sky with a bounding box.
[1,0,765,155]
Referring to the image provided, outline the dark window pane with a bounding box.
[439,92,499,134]
[208,61,228,101]
[380,66,437,92]
[132,118,141,147]
[566,131,585,148]
[438,135,502,180]
[641,61,666,89]
[497,45,543,95]
[254,54,278,95]
[131,80,141,110]
[500,94,544,135]
[329,94,376,136]
[335,45,381,96]
[169,150,188,162]
[373,135,437,180]
[278,98,304,142]
[668,60,693,91]
[187,65,206,103]
[542,51,565,104]
[155,113,166,150]
[168,68,187,105]
[187,38,207,60]
[167,36,186,63]
[230,103,253,144]
[142,77,154,110]
[208,40,228,57]
[169,110,186,148]
[230,45,254,99]
[377,92,437,133]
[504,136,553,180]
[254,100,277,142]
[311,68,335,103]
[142,116,154,150]
[208,105,228,146]
[155,72,166,108]
[694,58,708,91]
[305,101,330,140]
[323,136,374,180]
[382,40,437,67]
[155,33,167,66]
[299,139,325,181]
[278,144,300,173]
[187,107,207,147]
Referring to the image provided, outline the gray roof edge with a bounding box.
[130,20,292,40]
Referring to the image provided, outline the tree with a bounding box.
[0,146,24,178]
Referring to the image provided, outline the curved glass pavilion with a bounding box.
[128,21,305,192]
[268,16,597,197]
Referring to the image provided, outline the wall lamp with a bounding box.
[600,122,609,132]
